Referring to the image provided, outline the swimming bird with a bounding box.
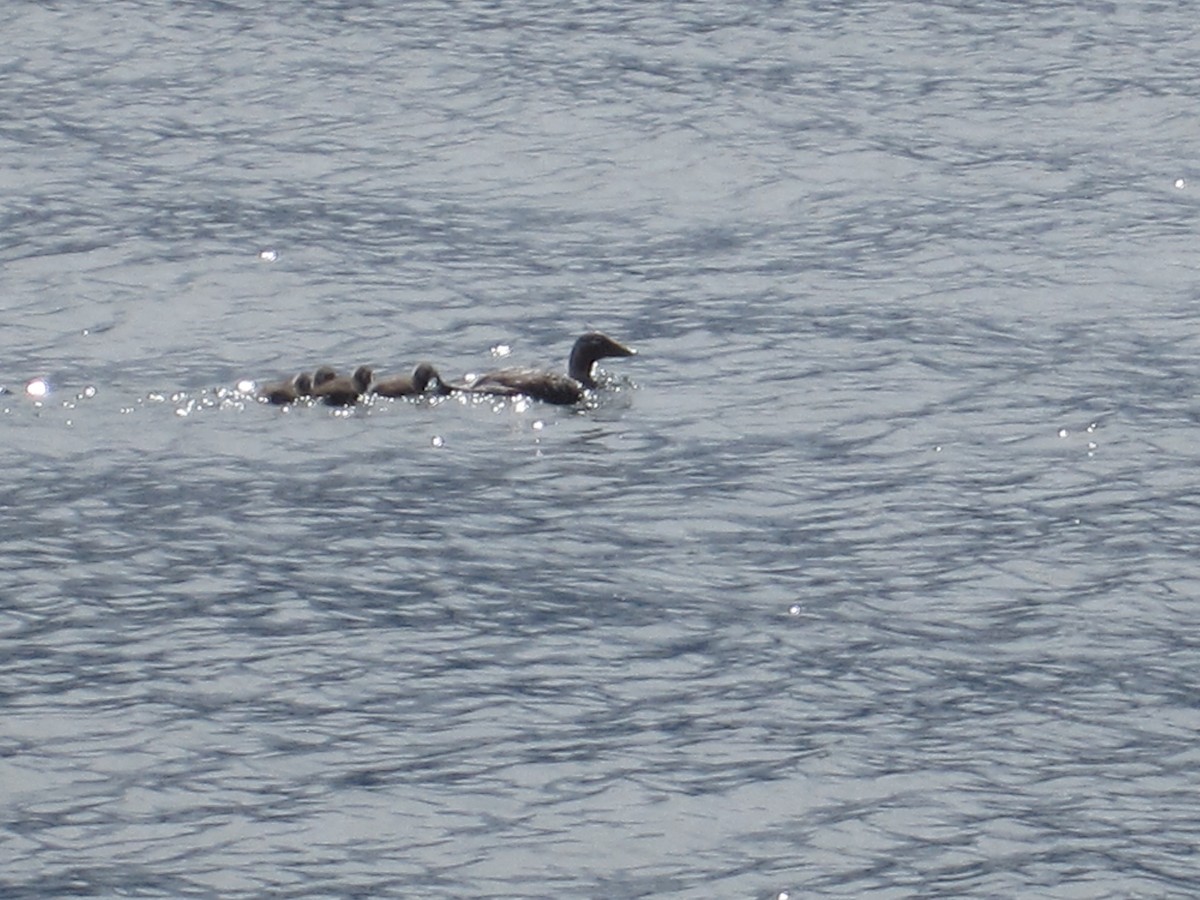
[456,332,636,405]
[312,365,373,406]
[258,372,315,405]
[371,362,452,398]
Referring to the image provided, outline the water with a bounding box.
[3,1,1200,897]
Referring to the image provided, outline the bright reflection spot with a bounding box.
[25,378,49,398]
[431,435,445,448]
[236,379,255,393]
[788,604,802,616]
[1057,428,1068,438]
[1086,422,1097,433]
[777,892,791,900]
[532,420,544,431]
[490,344,511,358]
[258,249,278,261]
[81,385,97,399]
[1175,178,1186,189]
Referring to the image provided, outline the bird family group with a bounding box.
[259,332,636,408]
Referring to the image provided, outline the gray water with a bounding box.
[3,2,1200,897]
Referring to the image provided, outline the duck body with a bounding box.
[372,362,452,398]
[312,366,373,406]
[259,372,314,405]
[460,369,587,405]
[457,332,635,405]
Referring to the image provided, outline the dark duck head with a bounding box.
[566,332,637,388]
[313,365,373,406]
[372,362,452,398]
[259,371,315,405]
[460,331,636,405]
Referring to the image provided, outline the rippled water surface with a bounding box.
[4,2,1200,897]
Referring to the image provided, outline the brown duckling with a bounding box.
[456,332,636,405]
[259,372,315,405]
[372,362,452,398]
[312,365,373,407]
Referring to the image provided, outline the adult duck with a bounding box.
[372,362,452,398]
[457,332,635,405]
[258,372,315,405]
[312,365,373,407]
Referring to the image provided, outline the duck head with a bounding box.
[412,362,451,395]
[351,366,374,393]
[293,372,315,396]
[568,332,636,386]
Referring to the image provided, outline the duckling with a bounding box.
[312,365,373,407]
[372,362,452,398]
[258,372,314,405]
